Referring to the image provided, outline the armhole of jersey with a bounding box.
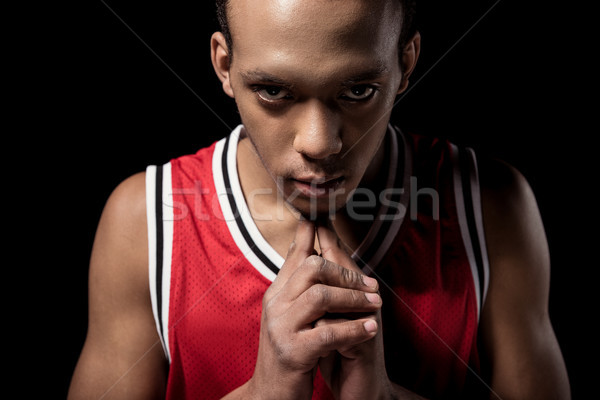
[146,163,173,363]
[451,145,490,323]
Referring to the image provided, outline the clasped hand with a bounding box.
[248,219,392,400]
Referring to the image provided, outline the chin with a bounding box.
[286,196,348,221]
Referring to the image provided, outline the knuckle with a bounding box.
[265,318,277,337]
[272,337,292,360]
[287,240,297,255]
[262,286,276,308]
[340,266,357,286]
[318,327,336,348]
[349,288,361,305]
[306,284,329,307]
[262,301,274,323]
[265,323,298,366]
[265,319,286,348]
[306,254,325,271]
[262,288,272,306]
[262,291,281,320]
[296,255,321,280]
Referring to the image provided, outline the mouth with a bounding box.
[290,175,345,198]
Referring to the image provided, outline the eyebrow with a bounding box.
[239,63,389,87]
[239,70,294,87]
[341,64,390,85]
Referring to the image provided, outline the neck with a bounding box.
[332,133,389,252]
[236,130,391,258]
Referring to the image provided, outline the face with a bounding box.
[213,0,415,217]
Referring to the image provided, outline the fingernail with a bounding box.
[365,292,382,304]
[362,275,378,289]
[364,320,377,333]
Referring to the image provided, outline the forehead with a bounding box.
[227,0,402,76]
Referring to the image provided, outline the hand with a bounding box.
[316,221,393,400]
[247,219,382,400]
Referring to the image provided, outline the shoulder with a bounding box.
[95,171,148,273]
[475,160,571,399]
[478,156,551,347]
[478,156,535,207]
[68,171,168,398]
[88,171,150,311]
[477,157,549,271]
[105,171,147,223]
[478,157,550,303]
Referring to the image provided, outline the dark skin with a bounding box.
[67,164,571,399]
[229,219,387,399]
[68,0,570,398]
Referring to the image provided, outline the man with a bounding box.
[68,0,570,399]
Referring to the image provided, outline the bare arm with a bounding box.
[68,172,167,400]
[479,159,570,400]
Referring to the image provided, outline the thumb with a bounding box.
[276,218,316,284]
[316,218,361,274]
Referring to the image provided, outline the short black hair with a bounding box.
[216,0,417,61]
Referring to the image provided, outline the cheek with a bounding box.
[254,140,287,174]
[243,124,293,178]
[234,96,294,169]
[346,112,389,152]
[343,123,388,179]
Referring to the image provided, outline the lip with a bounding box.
[291,175,345,197]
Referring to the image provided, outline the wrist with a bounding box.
[248,368,313,400]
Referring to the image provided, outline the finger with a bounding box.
[278,256,379,303]
[316,219,362,274]
[288,218,316,259]
[314,316,349,381]
[300,318,378,358]
[318,311,377,321]
[315,315,379,358]
[276,218,316,285]
[288,285,382,327]
[314,317,350,328]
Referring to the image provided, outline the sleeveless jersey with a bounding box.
[146,124,490,399]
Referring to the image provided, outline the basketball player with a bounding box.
[68,0,570,399]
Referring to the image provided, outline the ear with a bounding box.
[211,32,235,98]
[397,31,421,94]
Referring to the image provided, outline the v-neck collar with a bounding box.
[212,124,411,281]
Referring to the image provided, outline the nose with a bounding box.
[292,100,343,160]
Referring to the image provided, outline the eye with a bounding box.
[255,86,292,102]
[341,85,376,101]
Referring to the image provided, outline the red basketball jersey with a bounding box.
[146,125,490,399]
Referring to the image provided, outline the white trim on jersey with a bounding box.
[146,163,173,363]
[161,162,174,363]
[465,148,490,310]
[212,124,408,282]
[451,144,490,321]
[357,127,412,275]
[351,128,398,271]
[212,127,280,282]
[146,166,161,351]
[226,129,286,269]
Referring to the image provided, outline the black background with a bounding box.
[14,0,591,397]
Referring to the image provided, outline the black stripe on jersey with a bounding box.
[353,131,405,270]
[459,149,485,310]
[221,134,280,276]
[155,165,166,344]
